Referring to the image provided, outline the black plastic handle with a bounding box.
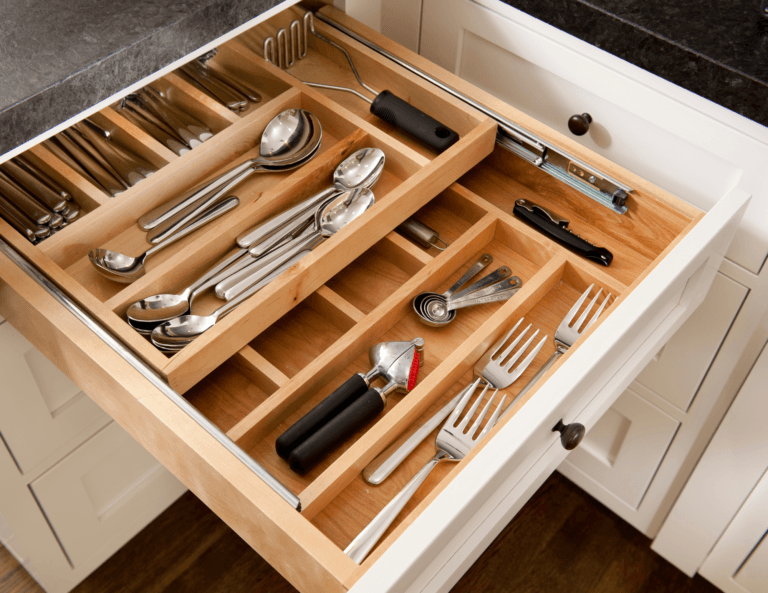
[370,90,460,153]
[288,388,385,474]
[275,373,368,459]
[513,202,613,266]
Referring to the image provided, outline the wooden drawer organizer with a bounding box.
[0,6,705,591]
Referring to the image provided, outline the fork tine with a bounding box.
[586,292,611,331]
[448,377,482,425]
[502,328,539,371]
[479,394,507,439]
[457,382,489,432]
[506,333,548,383]
[574,288,602,332]
[563,284,593,329]
[490,318,524,361]
[496,323,531,365]
[468,389,499,438]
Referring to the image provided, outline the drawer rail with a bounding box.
[315,11,632,214]
[0,236,302,511]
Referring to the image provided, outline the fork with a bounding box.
[512,284,612,403]
[362,319,546,485]
[345,380,505,563]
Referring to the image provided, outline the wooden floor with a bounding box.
[1,473,721,593]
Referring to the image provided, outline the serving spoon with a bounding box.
[124,148,383,331]
[150,188,375,350]
[137,108,315,232]
[88,196,239,283]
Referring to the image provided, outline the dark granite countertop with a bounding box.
[502,0,768,128]
[0,0,282,156]
[1,0,766,157]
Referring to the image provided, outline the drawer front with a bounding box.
[0,5,751,593]
[420,0,768,275]
[559,387,679,508]
[0,322,108,475]
[29,421,186,568]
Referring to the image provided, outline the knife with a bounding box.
[512,199,613,266]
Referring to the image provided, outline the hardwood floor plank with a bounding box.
[1,473,722,593]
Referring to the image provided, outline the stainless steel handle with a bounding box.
[363,385,471,485]
[346,451,453,563]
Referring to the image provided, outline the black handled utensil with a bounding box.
[513,199,613,266]
[276,338,425,473]
[265,12,459,153]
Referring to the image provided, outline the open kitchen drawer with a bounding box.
[0,5,748,593]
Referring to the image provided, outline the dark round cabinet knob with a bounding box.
[568,113,592,136]
[552,419,585,450]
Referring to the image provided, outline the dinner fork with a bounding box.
[511,284,612,404]
[345,379,505,563]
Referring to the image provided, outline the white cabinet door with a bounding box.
[29,422,186,568]
[559,388,679,509]
[653,340,768,575]
[420,0,768,274]
[699,469,768,593]
[0,322,108,475]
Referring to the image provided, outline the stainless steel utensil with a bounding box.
[363,318,546,485]
[138,109,318,237]
[180,62,248,111]
[88,196,239,283]
[236,146,385,250]
[395,217,448,251]
[149,246,309,350]
[216,187,375,300]
[266,12,459,152]
[509,284,611,406]
[346,379,505,563]
[126,246,250,333]
[0,160,68,212]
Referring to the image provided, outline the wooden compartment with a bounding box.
[0,6,739,593]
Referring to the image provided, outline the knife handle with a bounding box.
[288,387,384,474]
[513,201,613,266]
[276,373,369,460]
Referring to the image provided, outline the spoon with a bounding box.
[241,147,385,255]
[216,187,375,300]
[144,112,321,245]
[150,188,375,349]
[125,148,382,332]
[88,196,239,283]
[137,108,314,232]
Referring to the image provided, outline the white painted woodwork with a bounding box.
[653,340,768,576]
[420,0,768,274]
[0,322,109,475]
[560,388,679,508]
[635,273,747,412]
[698,469,768,593]
[29,421,186,568]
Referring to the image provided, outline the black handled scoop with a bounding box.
[276,338,425,473]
